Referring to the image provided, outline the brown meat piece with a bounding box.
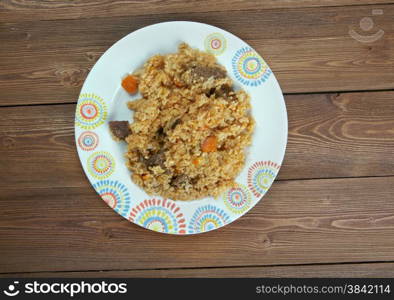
[109,121,130,140]
[145,149,166,169]
[170,174,190,188]
[192,65,226,80]
[205,84,234,99]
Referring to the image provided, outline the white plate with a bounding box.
[75,21,287,235]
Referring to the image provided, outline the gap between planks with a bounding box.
[1,89,393,109]
[1,261,394,278]
[0,259,393,275]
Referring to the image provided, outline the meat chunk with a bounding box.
[170,174,190,188]
[205,84,234,99]
[191,65,226,80]
[109,121,130,140]
[144,149,166,169]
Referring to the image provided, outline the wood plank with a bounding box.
[0,104,81,189]
[1,0,393,22]
[1,5,393,105]
[0,91,393,190]
[0,176,393,273]
[283,91,394,179]
[2,263,394,278]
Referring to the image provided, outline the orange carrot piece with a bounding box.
[121,75,138,94]
[201,136,217,153]
[192,158,200,166]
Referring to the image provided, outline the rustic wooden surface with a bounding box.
[1,91,394,190]
[1,0,394,277]
[1,177,394,273]
[1,4,393,106]
[1,0,393,22]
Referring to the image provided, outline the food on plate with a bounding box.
[109,43,254,200]
[109,121,131,141]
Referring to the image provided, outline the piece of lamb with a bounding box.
[109,121,131,140]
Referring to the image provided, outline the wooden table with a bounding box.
[1,1,393,278]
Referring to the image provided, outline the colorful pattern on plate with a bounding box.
[248,161,280,198]
[223,183,252,214]
[77,131,99,151]
[188,205,230,234]
[232,47,272,86]
[87,151,115,179]
[129,199,186,234]
[93,180,131,217]
[75,93,108,129]
[204,33,227,56]
[74,23,287,235]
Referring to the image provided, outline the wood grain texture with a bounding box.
[1,5,393,105]
[2,263,394,278]
[1,0,393,22]
[0,91,393,190]
[282,91,394,179]
[0,176,393,273]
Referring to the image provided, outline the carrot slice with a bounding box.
[121,75,138,94]
[201,136,217,153]
[192,158,200,166]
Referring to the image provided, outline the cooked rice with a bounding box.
[123,43,254,200]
